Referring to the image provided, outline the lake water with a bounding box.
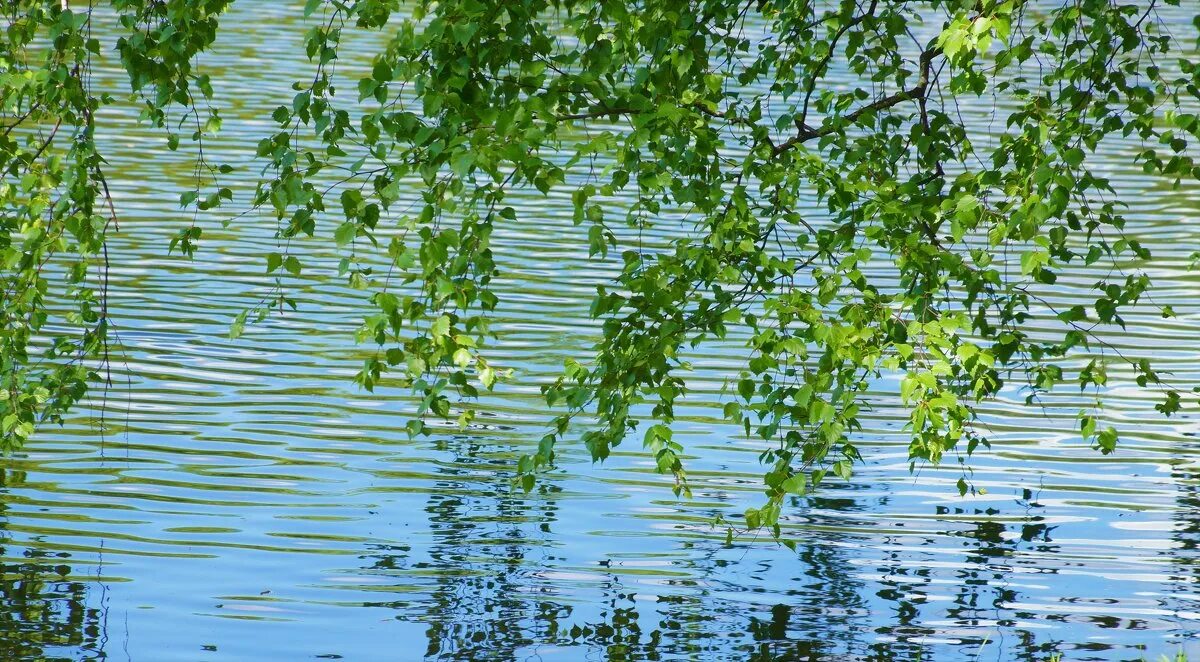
[4,3,1200,661]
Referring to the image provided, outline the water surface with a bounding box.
[4,3,1200,660]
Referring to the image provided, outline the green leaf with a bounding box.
[229,310,249,340]
[1097,427,1119,454]
[744,507,761,530]
[1020,250,1048,275]
[480,366,497,390]
[452,348,472,368]
[334,222,357,247]
[431,315,451,340]
[780,475,807,496]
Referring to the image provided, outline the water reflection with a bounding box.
[415,436,560,660]
[0,468,108,661]
[1168,466,1200,661]
[339,441,882,660]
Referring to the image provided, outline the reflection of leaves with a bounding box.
[0,549,105,661]
[358,543,412,572]
[0,469,104,660]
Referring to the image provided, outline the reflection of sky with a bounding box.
[3,1,1200,660]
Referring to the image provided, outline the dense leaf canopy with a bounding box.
[2,0,1197,533]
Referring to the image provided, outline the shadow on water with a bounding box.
[0,468,108,661]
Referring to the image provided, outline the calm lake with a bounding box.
[4,3,1200,661]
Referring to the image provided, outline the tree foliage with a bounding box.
[2,0,1197,532]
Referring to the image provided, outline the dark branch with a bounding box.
[774,47,942,156]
